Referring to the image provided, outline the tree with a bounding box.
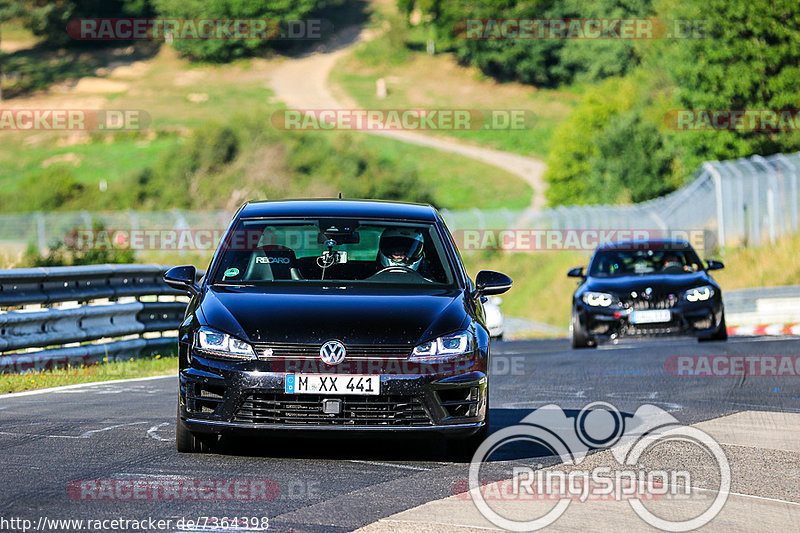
[0,0,24,102]
[152,0,324,61]
[652,0,800,170]
[21,0,152,46]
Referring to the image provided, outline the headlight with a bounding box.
[196,326,255,360]
[684,286,715,302]
[581,291,616,307]
[411,331,471,359]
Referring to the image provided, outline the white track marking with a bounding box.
[348,460,432,471]
[79,422,148,438]
[0,374,177,400]
[0,421,148,439]
[147,422,173,442]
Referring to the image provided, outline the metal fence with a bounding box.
[0,264,191,373]
[438,152,800,250]
[0,152,798,258]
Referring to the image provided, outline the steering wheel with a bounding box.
[373,265,418,275]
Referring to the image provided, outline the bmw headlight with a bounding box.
[684,286,715,302]
[411,331,471,359]
[581,291,616,307]
[196,326,255,360]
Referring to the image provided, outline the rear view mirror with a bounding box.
[317,232,360,245]
[164,265,200,296]
[474,270,513,297]
[706,260,724,271]
[567,266,584,278]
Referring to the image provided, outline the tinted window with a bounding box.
[211,218,455,287]
[589,247,703,277]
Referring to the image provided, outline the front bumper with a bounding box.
[179,351,488,437]
[576,299,724,341]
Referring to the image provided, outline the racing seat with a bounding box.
[244,245,304,281]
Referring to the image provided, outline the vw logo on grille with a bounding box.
[319,340,346,365]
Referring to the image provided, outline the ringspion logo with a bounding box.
[468,402,729,531]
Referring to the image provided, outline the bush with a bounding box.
[152,0,325,61]
[589,111,675,203]
[125,120,436,210]
[22,219,135,267]
[6,167,87,211]
[22,0,153,46]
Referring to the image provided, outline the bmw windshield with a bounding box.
[589,247,704,277]
[211,218,456,287]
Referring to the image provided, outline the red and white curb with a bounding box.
[727,324,800,336]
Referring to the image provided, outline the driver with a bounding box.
[662,253,689,272]
[377,227,426,272]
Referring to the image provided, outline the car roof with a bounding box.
[236,199,439,222]
[595,239,693,251]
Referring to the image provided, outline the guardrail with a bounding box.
[0,264,194,373]
[724,285,800,327]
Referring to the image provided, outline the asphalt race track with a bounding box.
[1,336,798,532]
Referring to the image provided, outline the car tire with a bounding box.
[699,314,728,342]
[176,406,217,453]
[571,310,594,349]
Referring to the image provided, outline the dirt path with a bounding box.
[268,27,548,210]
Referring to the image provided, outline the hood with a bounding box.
[198,285,468,346]
[584,272,715,295]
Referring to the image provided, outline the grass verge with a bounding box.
[0,356,177,395]
[714,232,800,290]
[329,5,578,158]
[462,249,590,329]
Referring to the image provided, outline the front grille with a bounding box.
[623,321,684,336]
[233,393,433,426]
[621,294,679,310]
[252,343,412,359]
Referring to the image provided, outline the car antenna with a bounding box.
[338,192,343,199]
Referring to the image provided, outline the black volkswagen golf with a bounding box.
[164,199,511,453]
[568,239,727,348]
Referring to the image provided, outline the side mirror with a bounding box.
[474,270,512,297]
[567,266,584,278]
[706,260,724,271]
[164,265,200,296]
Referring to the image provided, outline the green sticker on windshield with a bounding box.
[224,268,239,277]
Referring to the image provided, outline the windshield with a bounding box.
[589,247,703,277]
[211,218,456,287]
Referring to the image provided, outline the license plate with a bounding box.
[285,374,380,395]
[630,310,671,324]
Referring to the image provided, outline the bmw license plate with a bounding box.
[285,374,380,395]
[629,310,671,324]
